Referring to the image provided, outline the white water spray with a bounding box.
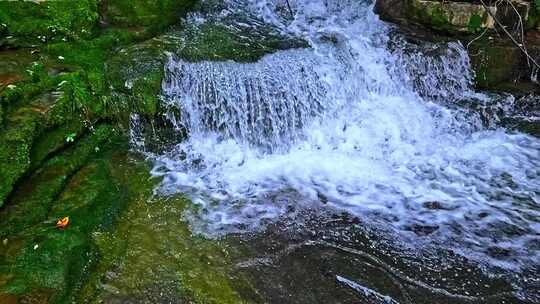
[142,0,540,273]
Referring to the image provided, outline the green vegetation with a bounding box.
[179,23,308,62]
[467,37,524,90]
[0,127,123,303]
[0,1,283,302]
[0,131,253,303]
[103,0,196,30]
[79,193,250,303]
[467,13,483,33]
[0,0,99,48]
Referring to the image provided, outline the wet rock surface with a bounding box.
[375,0,540,93]
[226,211,536,303]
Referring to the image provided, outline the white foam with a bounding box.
[142,0,540,271]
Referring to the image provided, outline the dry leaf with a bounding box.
[56,217,70,229]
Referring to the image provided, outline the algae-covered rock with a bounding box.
[0,127,128,303]
[0,0,99,48]
[0,93,51,206]
[101,0,197,31]
[0,0,201,207]
[0,130,253,303]
[468,39,528,91]
[79,194,252,304]
[0,125,116,235]
[464,32,540,92]
[106,35,178,116]
[178,22,308,62]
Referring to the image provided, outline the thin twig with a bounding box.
[478,0,540,70]
[467,27,489,49]
[285,0,294,19]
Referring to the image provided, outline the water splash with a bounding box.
[140,0,540,276]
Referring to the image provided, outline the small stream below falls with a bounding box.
[131,0,540,302]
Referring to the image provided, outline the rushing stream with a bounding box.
[131,0,539,302]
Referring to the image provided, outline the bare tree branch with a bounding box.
[478,0,540,70]
[285,0,294,19]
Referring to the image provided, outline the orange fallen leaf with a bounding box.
[56,217,70,229]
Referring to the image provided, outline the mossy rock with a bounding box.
[408,0,494,34]
[0,126,129,303]
[0,96,49,206]
[106,36,178,116]
[1,128,254,303]
[0,124,116,235]
[0,7,200,208]
[178,23,308,62]
[77,193,252,303]
[0,0,99,48]
[468,37,539,92]
[101,0,197,31]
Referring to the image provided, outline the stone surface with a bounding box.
[375,0,533,34]
[375,0,540,92]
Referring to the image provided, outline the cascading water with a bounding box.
[137,0,539,283]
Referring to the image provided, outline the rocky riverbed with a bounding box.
[1,1,539,303]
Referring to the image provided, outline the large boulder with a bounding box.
[375,0,534,35]
[375,0,540,92]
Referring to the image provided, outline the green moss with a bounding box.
[179,23,308,62]
[79,194,250,304]
[527,2,540,29]
[29,121,86,171]
[0,0,99,47]
[409,0,453,33]
[0,160,121,303]
[0,63,57,115]
[1,131,252,303]
[407,0,495,35]
[105,36,175,117]
[103,0,197,30]
[0,126,129,304]
[0,2,200,208]
[0,100,47,206]
[468,39,523,90]
[429,6,450,29]
[468,13,483,33]
[0,124,117,235]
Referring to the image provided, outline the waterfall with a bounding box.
[162,50,328,151]
[140,0,540,274]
